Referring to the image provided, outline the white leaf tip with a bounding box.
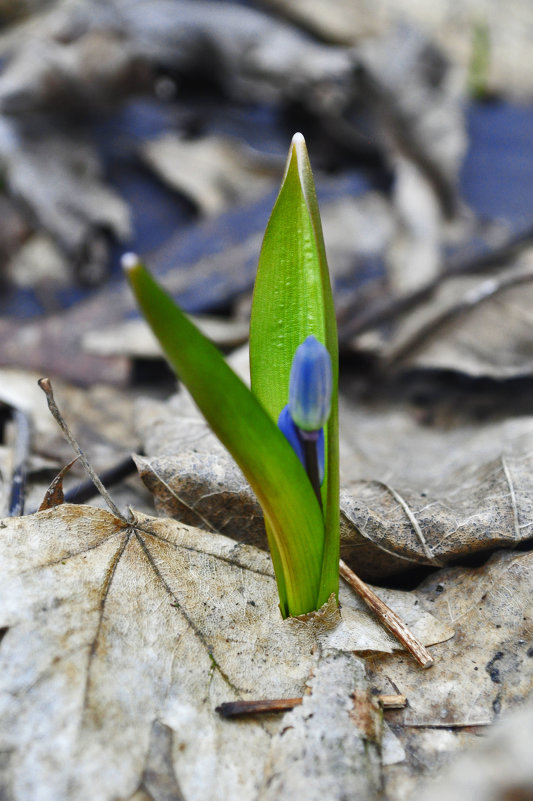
[121,252,141,272]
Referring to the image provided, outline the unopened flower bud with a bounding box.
[288,336,332,432]
[278,404,325,484]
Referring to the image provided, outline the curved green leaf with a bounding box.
[249,133,339,608]
[124,257,324,618]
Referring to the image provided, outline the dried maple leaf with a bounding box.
[371,550,533,799]
[0,504,448,801]
[367,550,533,728]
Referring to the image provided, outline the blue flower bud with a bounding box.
[288,336,332,432]
[278,404,325,484]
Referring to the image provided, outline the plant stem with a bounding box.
[301,432,323,512]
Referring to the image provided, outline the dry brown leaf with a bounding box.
[367,550,533,728]
[38,456,79,511]
[362,256,533,378]
[260,0,533,97]
[410,701,533,801]
[0,504,447,801]
[339,397,533,576]
[133,448,266,549]
[82,315,250,360]
[135,388,533,579]
[141,134,278,217]
[367,550,533,799]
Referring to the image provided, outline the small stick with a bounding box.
[8,407,31,517]
[216,698,303,718]
[217,694,408,718]
[378,694,407,709]
[338,224,533,342]
[38,378,127,522]
[339,559,434,669]
[301,433,323,512]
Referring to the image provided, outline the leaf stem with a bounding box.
[37,378,128,523]
[301,432,323,513]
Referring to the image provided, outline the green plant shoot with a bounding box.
[250,133,339,608]
[123,132,339,617]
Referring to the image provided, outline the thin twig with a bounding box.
[216,693,407,717]
[29,455,137,514]
[302,436,323,512]
[64,455,137,505]
[8,407,31,517]
[339,559,434,668]
[216,698,303,718]
[384,268,533,366]
[37,378,128,522]
[378,694,407,709]
[338,225,533,343]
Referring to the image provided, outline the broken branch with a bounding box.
[339,559,434,668]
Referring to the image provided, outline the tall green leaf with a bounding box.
[124,256,325,618]
[249,133,339,608]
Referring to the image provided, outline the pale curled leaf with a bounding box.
[38,456,79,511]
[133,392,264,546]
[141,134,278,217]
[133,451,267,549]
[0,504,446,801]
[338,399,533,577]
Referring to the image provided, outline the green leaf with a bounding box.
[249,133,339,608]
[124,256,325,618]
